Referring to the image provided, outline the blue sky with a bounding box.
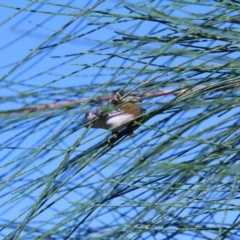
[1,1,240,239]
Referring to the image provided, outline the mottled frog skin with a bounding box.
[83,93,146,133]
[83,108,145,131]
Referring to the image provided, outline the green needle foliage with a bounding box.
[1,0,240,239]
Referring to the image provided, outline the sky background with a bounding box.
[0,0,240,239]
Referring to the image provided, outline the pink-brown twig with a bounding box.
[1,87,202,116]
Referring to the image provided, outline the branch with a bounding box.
[0,86,204,116]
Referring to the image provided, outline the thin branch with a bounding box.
[1,87,202,116]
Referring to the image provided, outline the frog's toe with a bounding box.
[107,131,118,146]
